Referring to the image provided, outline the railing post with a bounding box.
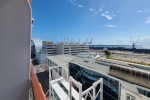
[62,66,63,77]
[69,77,72,100]
[66,65,69,81]
[49,67,51,99]
[79,83,82,100]
[93,82,96,100]
[100,78,103,100]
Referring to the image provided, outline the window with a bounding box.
[126,94,136,100]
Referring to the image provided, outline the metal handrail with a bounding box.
[30,65,46,100]
[48,65,103,100]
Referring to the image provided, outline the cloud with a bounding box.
[137,10,143,13]
[70,0,76,5]
[101,10,116,20]
[99,8,103,11]
[137,9,150,13]
[89,8,99,15]
[69,0,116,20]
[69,0,84,8]
[77,5,83,8]
[89,8,95,11]
[101,14,112,20]
[104,24,119,28]
[144,17,150,24]
[32,38,43,48]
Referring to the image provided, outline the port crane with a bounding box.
[88,37,93,45]
[130,36,140,50]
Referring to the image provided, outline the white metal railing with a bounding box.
[48,64,69,81]
[48,64,103,100]
[69,76,103,100]
[68,76,83,100]
[48,64,69,100]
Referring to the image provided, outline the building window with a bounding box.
[126,94,136,100]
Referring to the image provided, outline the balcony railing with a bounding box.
[30,65,46,100]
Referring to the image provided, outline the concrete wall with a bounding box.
[0,0,31,100]
[57,43,64,54]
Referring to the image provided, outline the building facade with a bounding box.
[42,41,57,56]
[42,41,89,56]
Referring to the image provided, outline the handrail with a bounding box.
[30,65,46,100]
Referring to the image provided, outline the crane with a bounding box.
[130,36,140,50]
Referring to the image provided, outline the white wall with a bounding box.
[0,0,31,99]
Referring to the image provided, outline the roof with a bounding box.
[71,57,150,93]
[46,55,150,94]
[47,54,75,65]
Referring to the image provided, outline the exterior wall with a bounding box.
[46,44,57,55]
[56,43,64,54]
[57,43,89,55]
[0,0,31,100]
[69,44,89,55]
[42,41,89,56]
[42,41,57,56]
[64,45,70,54]
[121,86,149,100]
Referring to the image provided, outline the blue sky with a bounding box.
[32,0,150,47]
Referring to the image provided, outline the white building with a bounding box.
[42,41,89,56]
[42,41,57,56]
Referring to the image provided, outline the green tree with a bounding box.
[104,50,112,59]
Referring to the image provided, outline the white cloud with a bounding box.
[89,8,95,11]
[69,0,84,8]
[100,10,116,20]
[101,14,112,20]
[77,5,83,8]
[137,10,143,13]
[99,8,103,11]
[104,24,119,28]
[144,17,150,24]
[137,9,150,13]
[89,8,100,15]
[32,38,43,48]
[69,1,116,20]
[70,0,76,5]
